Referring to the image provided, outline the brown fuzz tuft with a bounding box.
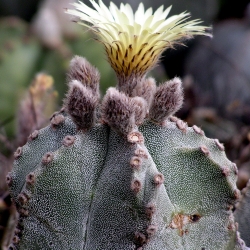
[19,208,29,217]
[134,148,148,159]
[63,135,75,147]
[132,77,156,107]
[14,228,21,236]
[145,203,156,219]
[65,80,98,131]
[127,131,144,144]
[14,147,23,159]
[214,139,225,151]
[18,192,30,205]
[28,130,39,141]
[169,116,178,122]
[12,236,20,244]
[50,111,60,120]
[200,145,210,156]
[8,244,17,250]
[232,163,238,175]
[132,97,148,125]
[26,172,36,185]
[134,232,147,246]
[6,173,13,186]
[153,173,165,186]
[234,189,241,200]
[101,87,137,135]
[146,225,158,237]
[221,166,230,177]
[67,56,100,95]
[130,156,142,170]
[227,221,236,231]
[42,152,54,165]
[50,114,65,127]
[149,77,183,124]
[176,119,187,133]
[226,204,234,211]
[117,74,141,96]
[192,125,204,135]
[60,107,65,113]
[131,179,142,193]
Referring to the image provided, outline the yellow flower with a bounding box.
[66,0,211,77]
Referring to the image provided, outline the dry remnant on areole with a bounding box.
[6,0,249,249]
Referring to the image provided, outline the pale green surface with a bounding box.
[140,121,240,250]
[10,113,76,202]
[9,117,247,249]
[17,124,108,249]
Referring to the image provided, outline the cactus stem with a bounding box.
[63,135,75,147]
[26,172,36,185]
[200,145,210,156]
[130,157,142,170]
[28,130,39,141]
[214,139,225,151]
[50,114,65,127]
[14,147,23,159]
[127,131,144,144]
[42,152,54,165]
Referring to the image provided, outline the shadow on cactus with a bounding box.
[6,1,250,249]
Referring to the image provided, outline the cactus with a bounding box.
[6,1,250,249]
[235,180,250,246]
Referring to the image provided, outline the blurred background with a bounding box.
[0,0,250,248]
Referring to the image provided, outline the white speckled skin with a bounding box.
[8,57,248,250]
